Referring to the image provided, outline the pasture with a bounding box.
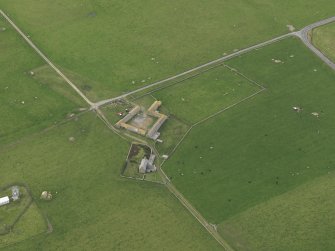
[1,0,334,100]
[0,17,85,146]
[135,65,262,124]
[0,185,46,249]
[312,22,335,62]
[220,172,335,251]
[1,1,335,250]
[0,113,221,251]
[163,37,335,248]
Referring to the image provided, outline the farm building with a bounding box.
[148,101,162,116]
[115,105,147,135]
[0,196,10,207]
[147,114,168,140]
[115,105,141,128]
[146,101,168,140]
[121,124,146,135]
[115,101,168,140]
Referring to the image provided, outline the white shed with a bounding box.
[0,196,10,207]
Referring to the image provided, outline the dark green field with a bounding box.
[163,37,335,250]
[220,172,335,251]
[1,0,334,100]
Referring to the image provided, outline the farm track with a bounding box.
[294,16,335,71]
[0,10,94,108]
[96,16,335,108]
[1,9,335,250]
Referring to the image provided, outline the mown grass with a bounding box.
[0,113,221,251]
[0,17,85,146]
[312,22,335,62]
[220,173,335,251]
[1,0,334,100]
[163,37,335,249]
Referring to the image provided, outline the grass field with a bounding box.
[220,172,335,251]
[0,203,46,249]
[1,0,334,100]
[0,113,221,251]
[1,2,335,250]
[312,22,335,62]
[0,17,85,146]
[135,65,262,124]
[163,37,335,249]
[0,186,32,235]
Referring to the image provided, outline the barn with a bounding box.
[0,196,10,207]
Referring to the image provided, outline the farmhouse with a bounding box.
[139,153,157,173]
[0,196,10,207]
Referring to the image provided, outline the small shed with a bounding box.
[0,196,10,207]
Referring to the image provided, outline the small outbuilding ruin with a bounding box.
[11,186,20,201]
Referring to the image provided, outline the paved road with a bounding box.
[293,16,335,71]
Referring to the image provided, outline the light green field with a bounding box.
[0,17,85,145]
[163,37,335,249]
[1,0,334,100]
[220,173,335,251]
[136,65,262,124]
[0,113,221,251]
[312,22,335,62]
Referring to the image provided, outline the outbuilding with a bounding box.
[0,196,10,207]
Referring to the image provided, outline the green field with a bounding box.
[0,113,221,251]
[0,17,85,145]
[0,186,32,235]
[163,37,335,249]
[0,202,46,249]
[1,0,334,100]
[135,65,262,124]
[220,172,335,251]
[313,22,335,62]
[1,2,335,250]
